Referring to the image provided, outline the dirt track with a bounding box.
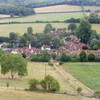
[53,63,94,94]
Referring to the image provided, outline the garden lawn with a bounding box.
[63,63,100,92]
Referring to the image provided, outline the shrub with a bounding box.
[50,80,60,92]
[79,50,87,62]
[48,61,53,66]
[55,56,60,61]
[40,75,60,92]
[59,61,64,65]
[82,45,88,50]
[51,52,57,60]
[29,78,39,90]
[60,52,71,62]
[77,87,82,92]
[92,45,99,50]
[71,54,80,62]
[88,53,95,62]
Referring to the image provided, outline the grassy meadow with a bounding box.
[63,63,100,92]
[0,23,99,37]
[0,62,74,92]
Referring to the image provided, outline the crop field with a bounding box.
[0,14,10,18]
[0,62,74,92]
[34,5,82,13]
[0,23,99,37]
[84,6,100,11]
[0,89,97,100]
[63,63,100,92]
[0,12,82,23]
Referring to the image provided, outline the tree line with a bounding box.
[0,4,35,16]
[0,0,99,8]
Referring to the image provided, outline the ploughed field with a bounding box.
[0,23,99,37]
[63,63,100,92]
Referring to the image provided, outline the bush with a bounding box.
[71,54,80,62]
[79,50,87,62]
[59,61,64,65]
[40,75,60,92]
[88,53,95,62]
[29,78,39,90]
[51,52,57,60]
[48,61,53,66]
[55,56,60,61]
[77,87,82,92]
[92,45,99,50]
[60,52,71,62]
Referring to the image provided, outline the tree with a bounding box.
[0,54,27,79]
[27,27,33,34]
[60,52,71,62]
[90,38,100,49]
[68,23,77,32]
[0,48,4,57]
[76,18,93,44]
[79,50,87,62]
[10,13,14,18]
[41,75,60,92]
[29,78,39,90]
[51,52,56,60]
[92,45,99,50]
[88,53,95,62]
[44,24,52,34]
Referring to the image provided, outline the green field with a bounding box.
[0,62,74,92]
[0,23,99,37]
[0,12,83,23]
[63,63,100,92]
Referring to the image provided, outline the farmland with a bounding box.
[63,63,100,92]
[0,12,82,23]
[0,62,74,92]
[0,23,99,37]
[0,89,96,100]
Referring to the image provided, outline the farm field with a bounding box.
[0,23,99,37]
[0,14,10,18]
[0,12,82,23]
[63,63,100,92]
[34,5,82,13]
[0,62,74,92]
[34,5,100,13]
[0,89,97,100]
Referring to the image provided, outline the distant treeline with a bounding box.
[0,4,35,16]
[0,0,99,9]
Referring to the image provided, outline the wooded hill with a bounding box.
[0,0,99,8]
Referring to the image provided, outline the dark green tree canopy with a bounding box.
[76,18,93,44]
[68,23,77,32]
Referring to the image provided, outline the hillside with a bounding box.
[0,0,99,8]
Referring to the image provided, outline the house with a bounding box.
[41,45,51,51]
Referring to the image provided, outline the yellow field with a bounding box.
[0,89,97,100]
[0,14,10,18]
[35,5,82,13]
[0,23,99,37]
[0,62,74,91]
